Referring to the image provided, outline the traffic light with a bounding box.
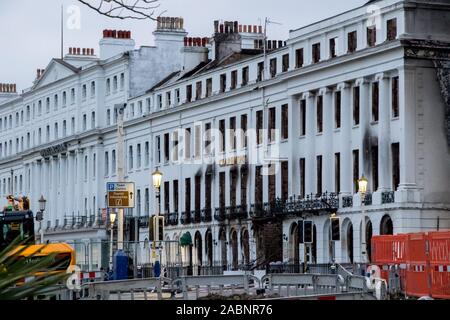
[331,216,340,241]
[304,221,313,244]
[149,215,164,242]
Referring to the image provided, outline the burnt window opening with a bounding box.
[335,91,341,129]
[241,168,248,206]
[372,82,379,122]
[257,62,264,82]
[155,135,161,164]
[230,169,237,207]
[186,85,192,102]
[196,81,202,100]
[335,153,341,194]
[348,31,357,53]
[281,104,289,140]
[164,181,170,214]
[270,58,277,78]
[195,175,201,212]
[367,26,376,47]
[392,143,400,191]
[268,164,276,203]
[353,86,360,126]
[219,119,226,152]
[205,122,212,155]
[387,18,397,41]
[317,155,323,195]
[256,110,263,145]
[205,174,212,210]
[206,78,212,97]
[173,180,179,213]
[220,74,227,93]
[194,125,201,159]
[173,131,179,162]
[352,149,359,194]
[300,158,306,198]
[281,161,289,201]
[317,96,323,133]
[312,43,321,63]
[282,54,289,72]
[392,76,399,118]
[242,67,249,86]
[255,166,263,205]
[231,70,238,90]
[229,117,236,150]
[164,133,170,163]
[295,48,304,68]
[241,114,248,148]
[185,128,192,159]
[185,178,191,213]
[371,145,379,192]
[329,38,337,58]
[219,172,226,208]
[300,99,306,136]
[268,107,276,142]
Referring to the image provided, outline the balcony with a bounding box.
[363,193,373,206]
[164,212,179,226]
[382,191,395,204]
[201,208,212,222]
[191,209,202,224]
[214,207,226,222]
[180,211,191,225]
[138,216,150,228]
[342,196,353,208]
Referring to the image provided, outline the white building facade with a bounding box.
[1,0,449,271]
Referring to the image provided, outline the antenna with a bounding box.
[60,4,64,59]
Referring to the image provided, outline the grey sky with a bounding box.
[0,0,367,91]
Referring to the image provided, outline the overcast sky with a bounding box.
[0,0,367,91]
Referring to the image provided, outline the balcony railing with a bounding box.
[382,191,395,204]
[164,212,179,226]
[191,209,202,224]
[363,193,373,206]
[180,211,191,225]
[138,216,150,228]
[201,208,212,222]
[214,207,226,222]
[342,196,353,208]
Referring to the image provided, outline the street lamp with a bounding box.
[358,175,368,265]
[109,211,117,269]
[37,195,46,244]
[152,168,163,272]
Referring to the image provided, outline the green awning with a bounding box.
[180,232,192,247]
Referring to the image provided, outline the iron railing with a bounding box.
[382,191,395,204]
[165,212,179,226]
[191,209,202,224]
[363,193,373,206]
[201,208,212,222]
[214,207,226,222]
[180,211,191,225]
[342,196,353,208]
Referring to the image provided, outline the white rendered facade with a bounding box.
[1,0,449,270]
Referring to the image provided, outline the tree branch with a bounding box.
[77,0,160,20]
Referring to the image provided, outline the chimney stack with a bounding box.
[0,83,17,93]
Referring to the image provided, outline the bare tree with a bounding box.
[77,0,162,20]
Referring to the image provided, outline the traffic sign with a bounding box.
[106,182,135,208]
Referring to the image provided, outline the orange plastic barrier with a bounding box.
[372,231,450,299]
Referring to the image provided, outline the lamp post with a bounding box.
[358,176,368,265]
[152,168,163,265]
[37,195,46,244]
[109,211,117,269]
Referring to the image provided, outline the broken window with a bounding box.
[387,18,397,41]
[156,135,161,164]
[229,117,236,150]
[296,48,304,68]
[185,178,191,213]
[300,158,306,198]
[196,81,202,100]
[281,161,289,201]
[330,38,337,58]
[317,155,323,195]
[367,26,376,47]
[300,99,306,136]
[205,122,212,155]
[317,96,323,133]
[219,172,226,208]
[257,62,264,82]
[335,153,340,194]
[348,31,357,53]
[231,70,238,89]
[371,145,379,191]
[186,85,192,102]
[194,125,201,159]
[281,104,289,140]
[268,163,276,203]
[392,76,399,118]
[185,128,191,159]
[372,82,379,122]
[205,174,212,210]
[335,91,341,129]
[164,133,170,163]
[270,58,277,78]
[353,149,359,194]
[282,54,289,72]
[242,67,249,86]
[256,110,263,144]
[206,78,212,97]
[173,131,179,162]
[255,166,263,205]
[230,169,237,207]
[392,143,400,191]
[353,86,360,126]
[173,180,179,213]
[220,74,227,93]
[164,181,170,214]
[195,175,201,212]
[312,43,321,63]
[241,167,248,206]
[219,119,226,152]
[268,107,276,142]
[241,114,248,148]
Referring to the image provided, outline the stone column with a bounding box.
[288,95,299,196]
[320,87,334,193]
[304,92,316,195]
[337,82,352,196]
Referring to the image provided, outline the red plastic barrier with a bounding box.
[372,234,408,265]
[429,231,450,299]
[404,233,430,298]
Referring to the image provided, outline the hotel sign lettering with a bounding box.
[219,155,247,167]
[40,142,69,158]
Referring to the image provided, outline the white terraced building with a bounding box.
[1,0,450,272]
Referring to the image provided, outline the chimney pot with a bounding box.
[214,20,219,33]
[112,30,117,38]
[103,30,107,38]
[220,24,224,33]
[253,25,258,33]
[278,40,283,48]
[259,26,263,34]
[69,47,72,55]
[248,25,252,33]
[76,48,80,55]
[234,21,238,33]
[184,37,188,46]
[239,25,242,33]
[82,48,86,55]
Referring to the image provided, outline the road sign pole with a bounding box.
[116,104,126,251]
